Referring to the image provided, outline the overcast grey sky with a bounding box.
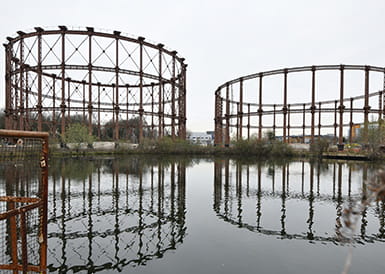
[1,0,385,131]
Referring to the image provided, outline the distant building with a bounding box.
[187,132,213,145]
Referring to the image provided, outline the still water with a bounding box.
[46,157,384,274]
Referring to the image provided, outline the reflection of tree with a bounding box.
[47,157,186,272]
[213,160,384,244]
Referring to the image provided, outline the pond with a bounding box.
[2,156,385,273]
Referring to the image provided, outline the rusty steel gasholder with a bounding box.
[4,27,187,142]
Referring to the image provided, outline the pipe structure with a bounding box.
[214,64,385,148]
[4,27,187,143]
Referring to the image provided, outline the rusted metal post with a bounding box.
[182,64,187,139]
[273,104,276,138]
[158,43,164,139]
[258,74,263,140]
[311,66,316,144]
[287,104,291,143]
[318,102,322,141]
[349,98,353,144]
[338,65,345,148]
[87,27,93,136]
[52,75,56,134]
[60,26,66,135]
[19,37,25,130]
[114,32,120,140]
[283,69,288,143]
[225,84,230,146]
[37,31,43,131]
[171,52,177,139]
[239,78,243,139]
[236,102,239,141]
[138,36,145,143]
[151,83,155,139]
[302,104,306,143]
[9,201,18,273]
[4,42,12,129]
[247,103,250,140]
[214,90,223,146]
[67,78,71,121]
[363,66,370,144]
[82,81,86,123]
[20,211,28,273]
[334,100,338,143]
[379,91,383,122]
[97,84,101,139]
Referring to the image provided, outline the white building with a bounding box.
[187,132,213,145]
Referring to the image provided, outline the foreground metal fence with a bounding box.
[0,130,48,273]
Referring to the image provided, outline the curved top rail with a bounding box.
[217,64,385,91]
[4,26,186,65]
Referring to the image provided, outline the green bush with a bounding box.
[62,123,95,148]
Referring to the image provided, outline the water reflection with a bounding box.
[214,160,385,244]
[47,157,187,273]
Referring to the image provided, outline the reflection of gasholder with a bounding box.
[47,158,186,272]
[213,159,383,244]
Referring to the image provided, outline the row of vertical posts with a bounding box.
[215,65,384,147]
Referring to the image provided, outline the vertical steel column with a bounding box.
[52,75,56,134]
[334,100,338,142]
[247,104,250,140]
[87,28,93,136]
[60,27,66,135]
[171,52,177,139]
[236,102,239,141]
[114,33,120,140]
[4,42,12,129]
[318,102,321,141]
[157,44,164,139]
[311,66,316,144]
[138,37,145,143]
[181,64,187,139]
[67,78,71,120]
[25,69,30,130]
[177,62,186,139]
[151,83,155,139]
[214,90,223,146]
[338,65,345,147]
[19,37,24,130]
[239,78,243,139]
[112,84,115,138]
[126,85,129,139]
[363,66,370,144]
[97,84,101,139]
[273,104,276,138]
[283,69,288,143]
[379,91,383,121]
[225,84,230,146]
[287,104,291,143]
[37,32,43,131]
[302,104,305,143]
[258,74,263,139]
[82,81,86,123]
[349,98,354,144]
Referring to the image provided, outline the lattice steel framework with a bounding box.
[0,129,49,273]
[214,65,385,146]
[4,27,187,142]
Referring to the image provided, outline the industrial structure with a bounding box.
[214,65,385,148]
[3,27,187,142]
